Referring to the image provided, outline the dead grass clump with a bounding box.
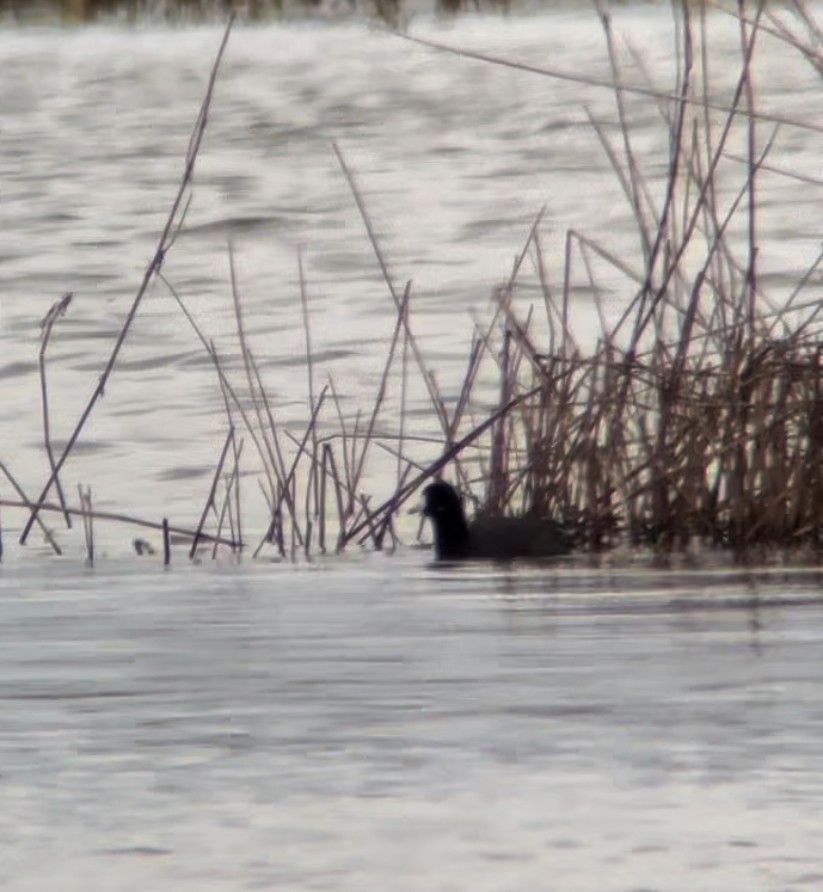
[391,0,823,558]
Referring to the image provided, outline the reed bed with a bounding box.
[1,2,822,563]
[404,0,823,557]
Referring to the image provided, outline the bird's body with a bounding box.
[422,480,572,561]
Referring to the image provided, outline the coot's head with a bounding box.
[422,479,465,520]
[422,480,470,560]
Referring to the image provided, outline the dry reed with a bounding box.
[1,3,821,563]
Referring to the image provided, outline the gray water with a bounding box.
[1,558,823,890]
[2,8,823,890]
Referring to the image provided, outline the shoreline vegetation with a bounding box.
[2,2,823,565]
[1,0,511,25]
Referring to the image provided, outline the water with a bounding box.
[2,8,823,890]
[1,557,823,890]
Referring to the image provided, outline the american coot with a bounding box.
[422,480,572,561]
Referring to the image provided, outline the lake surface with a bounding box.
[1,7,823,890]
[1,556,823,892]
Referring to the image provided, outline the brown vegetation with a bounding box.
[0,0,507,25]
[395,0,823,557]
[2,1,823,563]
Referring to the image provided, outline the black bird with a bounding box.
[422,480,572,561]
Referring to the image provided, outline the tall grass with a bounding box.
[399,0,823,556]
[1,2,822,562]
